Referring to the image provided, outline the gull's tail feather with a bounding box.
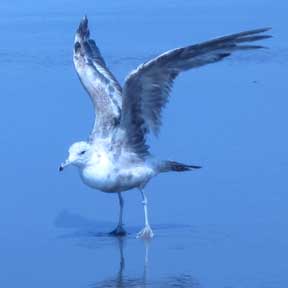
[160,161,202,173]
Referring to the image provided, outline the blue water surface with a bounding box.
[0,0,287,287]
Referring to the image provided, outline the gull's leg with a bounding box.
[137,189,154,239]
[110,192,127,236]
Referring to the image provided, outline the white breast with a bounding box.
[79,144,156,192]
[80,149,115,191]
[81,165,154,192]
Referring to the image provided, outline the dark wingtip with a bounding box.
[247,27,272,34]
[82,15,88,26]
[189,165,202,169]
[262,27,272,32]
[238,44,267,50]
[77,15,89,39]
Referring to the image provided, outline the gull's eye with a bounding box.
[79,150,86,155]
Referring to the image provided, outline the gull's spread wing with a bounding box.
[119,28,271,157]
[74,17,122,141]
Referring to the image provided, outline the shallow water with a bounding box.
[1,0,287,287]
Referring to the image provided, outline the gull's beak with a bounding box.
[59,160,71,172]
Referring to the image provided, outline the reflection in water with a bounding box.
[55,211,201,288]
[93,238,201,288]
[93,237,149,288]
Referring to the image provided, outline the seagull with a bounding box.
[59,16,271,239]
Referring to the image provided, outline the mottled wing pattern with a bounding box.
[120,28,271,157]
[74,17,122,141]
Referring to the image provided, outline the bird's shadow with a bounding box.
[54,210,195,242]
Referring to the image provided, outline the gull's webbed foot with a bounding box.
[136,225,154,239]
[109,225,127,237]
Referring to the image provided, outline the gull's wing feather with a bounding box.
[74,17,122,141]
[120,28,271,157]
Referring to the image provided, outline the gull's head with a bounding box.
[59,141,91,171]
